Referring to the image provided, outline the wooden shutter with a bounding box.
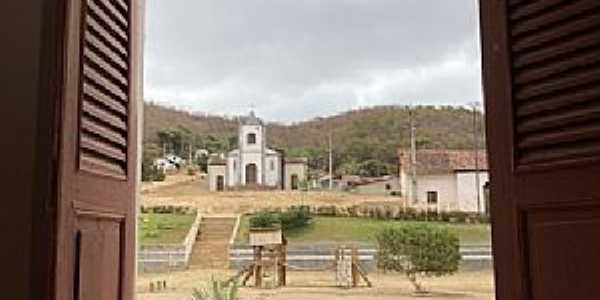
[79,0,130,179]
[481,1,600,299]
[53,0,143,299]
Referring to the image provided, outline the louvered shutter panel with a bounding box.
[80,0,130,178]
[482,1,600,300]
[509,0,600,169]
[53,1,142,300]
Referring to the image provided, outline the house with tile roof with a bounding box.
[398,149,489,213]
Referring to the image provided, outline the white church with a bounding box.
[207,112,308,191]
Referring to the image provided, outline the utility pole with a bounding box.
[329,133,333,190]
[470,102,482,214]
[409,108,418,206]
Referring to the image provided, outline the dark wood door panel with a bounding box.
[76,214,124,300]
[481,1,600,299]
[524,205,600,300]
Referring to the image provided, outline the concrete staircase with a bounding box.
[189,216,237,269]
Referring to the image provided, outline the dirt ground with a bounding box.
[141,176,405,215]
[139,176,494,300]
[136,268,494,300]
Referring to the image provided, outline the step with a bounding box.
[188,217,237,270]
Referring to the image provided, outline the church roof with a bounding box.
[242,111,263,126]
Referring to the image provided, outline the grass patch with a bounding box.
[139,213,196,245]
[236,216,490,246]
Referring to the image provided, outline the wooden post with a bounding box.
[280,240,287,286]
[255,246,263,288]
[351,247,359,288]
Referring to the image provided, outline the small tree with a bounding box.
[376,224,460,293]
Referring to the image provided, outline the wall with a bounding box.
[226,153,238,187]
[208,165,226,191]
[1,2,45,299]
[456,171,490,213]
[284,163,307,190]
[416,174,458,212]
[264,153,281,187]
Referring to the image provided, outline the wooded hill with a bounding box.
[143,102,485,176]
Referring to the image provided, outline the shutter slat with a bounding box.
[517,83,600,118]
[512,1,600,36]
[80,134,127,162]
[510,0,564,22]
[84,47,128,87]
[83,83,127,116]
[519,141,600,166]
[83,66,128,102]
[517,103,600,134]
[82,100,128,131]
[113,0,129,14]
[513,9,600,53]
[85,33,128,70]
[81,116,127,147]
[80,150,126,178]
[515,63,600,101]
[514,46,600,85]
[518,123,600,150]
[86,15,128,58]
[513,27,600,69]
[93,0,128,30]
[510,0,600,168]
[87,0,128,43]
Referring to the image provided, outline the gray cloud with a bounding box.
[144,0,482,123]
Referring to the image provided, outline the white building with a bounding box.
[398,149,489,214]
[207,112,307,191]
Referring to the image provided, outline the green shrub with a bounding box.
[192,278,239,300]
[249,211,280,228]
[280,206,312,231]
[249,206,312,232]
[376,223,460,293]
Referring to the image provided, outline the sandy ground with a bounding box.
[139,177,494,300]
[136,268,494,300]
[141,177,405,215]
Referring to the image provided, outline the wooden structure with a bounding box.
[233,240,371,289]
[334,246,372,288]
[237,227,288,288]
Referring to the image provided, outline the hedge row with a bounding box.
[140,205,196,215]
[252,205,490,224]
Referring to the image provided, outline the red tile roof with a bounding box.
[398,149,488,175]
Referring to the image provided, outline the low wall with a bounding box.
[229,243,492,273]
[138,212,202,273]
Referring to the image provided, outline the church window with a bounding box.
[247,133,256,145]
[270,160,275,171]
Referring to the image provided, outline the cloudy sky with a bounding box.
[144,0,482,123]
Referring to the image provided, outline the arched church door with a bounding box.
[246,164,257,185]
